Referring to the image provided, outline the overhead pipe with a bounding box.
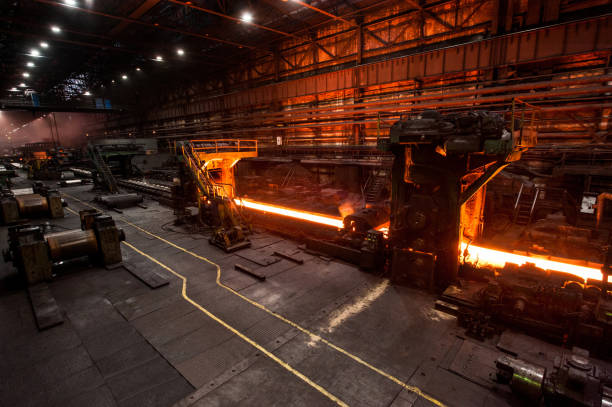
[92,71,611,132]
[136,75,612,133]
[120,85,612,137]
[148,88,612,136]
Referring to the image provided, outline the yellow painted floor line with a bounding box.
[61,192,445,407]
[65,207,79,215]
[122,241,348,407]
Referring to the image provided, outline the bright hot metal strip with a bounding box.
[61,192,446,407]
[461,242,605,283]
[234,197,344,228]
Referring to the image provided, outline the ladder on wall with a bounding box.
[281,165,296,188]
[513,183,540,225]
[88,145,118,193]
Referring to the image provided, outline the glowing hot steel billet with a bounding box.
[234,197,604,283]
[461,242,606,283]
[234,198,344,228]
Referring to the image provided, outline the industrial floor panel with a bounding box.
[0,177,576,407]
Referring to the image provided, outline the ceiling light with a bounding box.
[51,26,61,33]
[40,42,49,48]
[83,91,91,96]
[9,87,19,92]
[22,72,30,78]
[155,55,163,62]
[63,0,77,6]
[136,67,141,71]
[177,48,184,56]
[27,62,34,67]
[241,11,253,23]
[30,49,40,57]
[121,75,127,80]
[111,80,115,83]
[19,83,26,87]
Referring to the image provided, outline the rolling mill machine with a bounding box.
[375,109,612,361]
[203,110,612,364]
[379,109,531,289]
[4,209,125,285]
[164,110,612,365]
[180,139,257,251]
[0,182,65,224]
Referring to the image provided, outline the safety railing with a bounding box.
[181,143,238,199]
[509,98,540,148]
[191,139,257,156]
[181,142,249,223]
[182,144,216,198]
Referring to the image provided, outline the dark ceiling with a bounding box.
[0,0,381,101]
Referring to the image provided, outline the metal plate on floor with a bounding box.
[28,283,63,330]
[448,340,499,387]
[234,249,280,267]
[122,262,169,289]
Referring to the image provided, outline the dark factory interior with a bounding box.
[1,0,612,406]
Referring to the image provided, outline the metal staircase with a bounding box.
[363,170,388,204]
[88,144,118,193]
[180,140,257,252]
[182,143,216,198]
[513,183,540,225]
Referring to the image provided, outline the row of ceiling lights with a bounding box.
[60,0,260,89]
[8,0,263,96]
[8,24,64,93]
[108,49,187,86]
[61,0,188,94]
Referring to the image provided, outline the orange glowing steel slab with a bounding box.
[234,198,344,228]
[461,242,606,282]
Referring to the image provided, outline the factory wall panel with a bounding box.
[92,12,612,145]
[191,16,611,114]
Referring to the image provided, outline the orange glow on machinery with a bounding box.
[461,242,606,283]
[375,221,389,238]
[233,198,605,283]
[234,198,344,228]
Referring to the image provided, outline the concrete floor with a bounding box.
[0,173,568,407]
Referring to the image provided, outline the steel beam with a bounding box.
[291,0,358,27]
[109,0,161,36]
[33,0,261,51]
[169,0,297,38]
[208,15,612,112]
